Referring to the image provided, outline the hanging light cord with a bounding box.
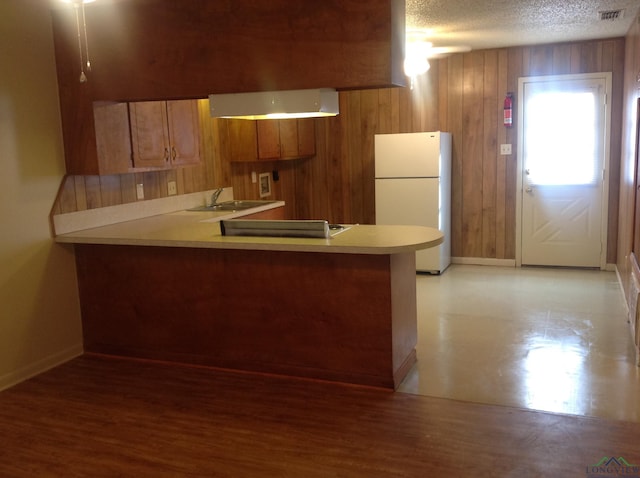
[81,1,91,73]
[73,3,87,83]
[72,0,92,83]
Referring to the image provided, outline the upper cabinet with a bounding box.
[258,120,315,160]
[50,0,404,175]
[90,99,201,175]
[93,102,133,175]
[130,100,200,169]
[226,119,315,162]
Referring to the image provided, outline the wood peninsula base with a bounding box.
[75,244,418,389]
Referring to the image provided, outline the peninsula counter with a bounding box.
[56,211,443,389]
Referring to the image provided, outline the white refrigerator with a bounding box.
[374,131,452,274]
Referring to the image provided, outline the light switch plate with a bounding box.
[136,183,144,200]
[500,144,512,155]
[167,180,177,196]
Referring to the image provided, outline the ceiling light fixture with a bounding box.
[209,88,340,120]
[404,40,431,75]
[404,35,431,90]
[404,29,472,89]
[404,30,433,89]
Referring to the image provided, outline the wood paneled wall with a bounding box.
[616,14,640,299]
[448,39,624,261]
[291,37,624,261]
[53,37,626,263]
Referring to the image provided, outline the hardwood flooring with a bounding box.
[1,354,639,477]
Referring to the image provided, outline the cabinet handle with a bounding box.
[164,147,170,162]
[171,147,177,160]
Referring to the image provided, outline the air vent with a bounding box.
[599,9,624,21]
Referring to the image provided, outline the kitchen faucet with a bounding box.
[211,188,224,206]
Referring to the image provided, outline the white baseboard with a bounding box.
[0,343,83,392]
[451,257,516,267]
[451,257,616,271]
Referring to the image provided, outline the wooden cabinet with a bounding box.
[51,0,404,175]
[129,100,200,169]
[226,119,258,163]
[227,119,315,162]
[91,99,201,174]
[256,121,281,159]
[93,102,134,175]
[75,243,417,389]
[239,206,286,220]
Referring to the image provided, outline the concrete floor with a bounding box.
[398,264,640,422]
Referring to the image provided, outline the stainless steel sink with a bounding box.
[187,200,277,212]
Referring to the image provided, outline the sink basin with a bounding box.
[187,200,277,212]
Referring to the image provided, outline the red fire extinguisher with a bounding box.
[504,93,513,128]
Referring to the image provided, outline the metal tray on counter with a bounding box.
[220,219,330,238]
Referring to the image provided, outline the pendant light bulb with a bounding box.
[404,40,431,78]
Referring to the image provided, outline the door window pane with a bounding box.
[524,90,598,186]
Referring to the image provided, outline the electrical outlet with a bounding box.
[136,183,144,200]
[167,180,177,196]
[500,144,512,155]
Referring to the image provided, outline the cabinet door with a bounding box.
[129,101,171,168]
[226,118,316,162]
[256,120,281,159]
[278,120,299,159]
[166,100,201,166]
[296,119,316,157]
[226,119,258,162]
[263,119,315,160]
[93,102,133,174]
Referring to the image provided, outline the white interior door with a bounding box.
[518,74,610,269]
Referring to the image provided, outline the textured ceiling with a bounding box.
[406,0,640,51]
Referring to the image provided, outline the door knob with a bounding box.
[525,187,533,193]
[525,169,530,175]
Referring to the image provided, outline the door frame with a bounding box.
[515,72,612,270]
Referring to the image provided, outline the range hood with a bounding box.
[209,88,339,120]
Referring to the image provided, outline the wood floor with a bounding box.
[1,355,639,477]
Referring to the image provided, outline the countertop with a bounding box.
[55,205,444,255]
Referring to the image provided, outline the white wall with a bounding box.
[0,0,83,389]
